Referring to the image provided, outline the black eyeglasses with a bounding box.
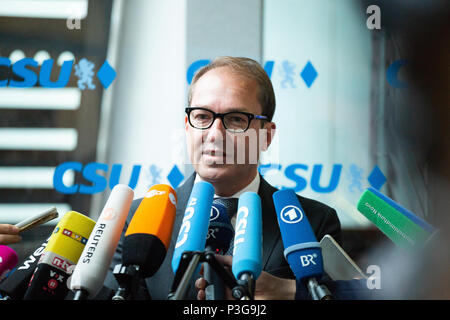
[185,107,268,133]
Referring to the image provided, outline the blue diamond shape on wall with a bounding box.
[300,61,318,88]
[367,165,386,190]
[97,60,116,89]
[167,165,184,189]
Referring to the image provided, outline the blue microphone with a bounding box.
[273,189,332,300]
[204,201,234,300]
[232,192,262,299]
[172,181,214,274]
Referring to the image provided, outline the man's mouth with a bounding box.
[203,149,226,157]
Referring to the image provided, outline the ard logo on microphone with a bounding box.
[280,205,303,224]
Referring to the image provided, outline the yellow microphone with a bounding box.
[23,211,96,300]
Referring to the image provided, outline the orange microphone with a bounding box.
[112,184,177,300]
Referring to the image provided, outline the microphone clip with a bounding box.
[306,278,333,300]
[112,264,141,300]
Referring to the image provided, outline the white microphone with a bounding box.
[70,184,134,300]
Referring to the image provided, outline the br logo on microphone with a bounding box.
[300,254,317,267]
[280,205,303,224]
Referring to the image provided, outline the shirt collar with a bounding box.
[194,172,260,199]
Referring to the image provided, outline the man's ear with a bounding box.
[262,122,276,151]
[185,115,189,132]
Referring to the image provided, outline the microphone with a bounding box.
[206,201,234,255]
[273,189,332,300]
[0,246,18,281]
[231,192,262,300]
[112,184,177,300]
[171,181,214,274]
[22,211,96,300]
[357,187,437,250]
[0,238,50,300]
[204,201,234,300]
[70,184,134,300]
[169,181,214,299]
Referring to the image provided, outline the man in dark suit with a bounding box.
[103,56,341,300]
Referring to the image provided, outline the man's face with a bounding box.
[185,67,274,183]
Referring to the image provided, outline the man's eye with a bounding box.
[230,116,245,122]
[195,114,211,120]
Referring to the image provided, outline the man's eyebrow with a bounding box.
[192,105,252,113]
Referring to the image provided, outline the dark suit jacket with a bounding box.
[102,172,342,300]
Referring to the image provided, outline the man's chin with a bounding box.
[195,163,233,182]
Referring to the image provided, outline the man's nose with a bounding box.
[206,117,226,142]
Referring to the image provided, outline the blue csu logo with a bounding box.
[187,59,318,88]
[52,162,386,195]
[0,57,116,89]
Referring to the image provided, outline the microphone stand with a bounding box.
[204,246,227,300]
[168,250,251,300]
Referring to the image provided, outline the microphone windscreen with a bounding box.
[0,239,49,300]
[123,184,177,277]
[232,192,262,280]
[172,181,214,273]
[357,187,436,250]
[22,211,95,300]
[206,202,234,254]
[0,246,18,279]
[43,211,96,266]
[273,189,324,281]
[70,184,134,298]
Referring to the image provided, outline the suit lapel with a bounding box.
[257,175,281,269]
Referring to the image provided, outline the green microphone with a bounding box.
[357,188,437,251]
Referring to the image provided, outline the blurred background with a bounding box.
[0,0,448,283]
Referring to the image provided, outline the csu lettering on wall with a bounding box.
[0,57,116,89]
[52,161,345,195]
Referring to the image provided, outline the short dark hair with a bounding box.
[188,56,276,121]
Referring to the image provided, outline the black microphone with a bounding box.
[0,238,50,300]
[112,184,177,300]
[204,201,234,300]
[23,211,95,300]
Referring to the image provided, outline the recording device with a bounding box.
[231,192,262,300]
[320,235,367,281]
[14,207,59,232]
[0,238,50,299]
[169,181,214,299]
[0,246,18,281]
[23,211,96,300]
[204,201,234,300]
[169,183,255,300]
[112,184,177,300]
[357,187,437,250]
[171,181,214,274]
[70,184,134,300]
[273,189,332,300]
